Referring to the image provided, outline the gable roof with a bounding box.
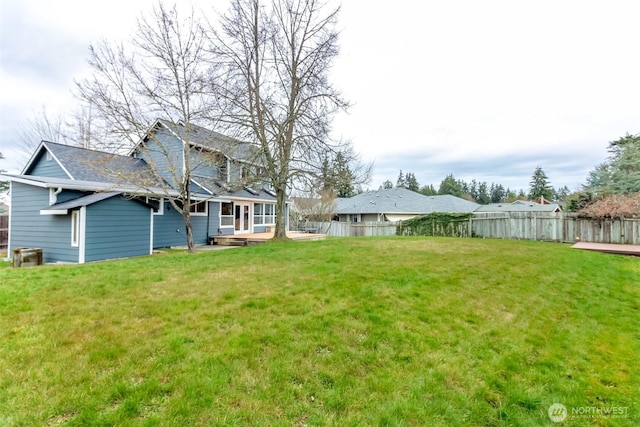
[335,188,479,214]
[144,119,260,163]
[23,141,159,185]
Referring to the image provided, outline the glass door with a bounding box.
[234,203,251,234]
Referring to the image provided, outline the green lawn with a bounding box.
[0,237,638,426]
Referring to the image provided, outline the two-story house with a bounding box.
[1,119,282,263]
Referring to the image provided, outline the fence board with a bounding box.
[0,215,8,250]
[311,214,640,245]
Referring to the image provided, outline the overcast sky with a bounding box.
[1,0,639,192]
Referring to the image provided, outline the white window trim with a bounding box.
[220,202,234,228]
[253,203,276,226]
[71,210,80,247]
[189,200,208,216]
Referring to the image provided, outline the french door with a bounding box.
[234,203,251,234]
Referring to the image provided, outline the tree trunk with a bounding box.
[183,210,196,253]
[273,185,289,240]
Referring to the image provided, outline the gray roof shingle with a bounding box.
[158,120,260,162]
[335,188,479,214]
[36,141,161,186]
[474,202,561,213]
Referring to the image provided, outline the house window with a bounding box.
[71,210,80,247]
[189,200,208,216]
[254,203,263,224]
[351,214,360,223]
[254,203,276,225]
[220,202,234,227]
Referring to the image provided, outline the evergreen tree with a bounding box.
[468,179,479,201]
[476,181,491,204]
[419,184,437,196]
[334,152,356,198]
[405,172,420,192]
[318,152,358,198]
[584,133,640,194]
[490,183,507,203]
[438,174,464,197]
[528,167,554,201]
[381,180,393,190]
[396,170,406,188]
[554,185,571,201]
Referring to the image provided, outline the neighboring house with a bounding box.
[0,202,8,214]
[290,196,336,226]
[334,188,479,222]
[0,119,282,264]
[474,200,562,213]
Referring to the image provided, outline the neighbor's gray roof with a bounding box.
[474,202,561,213]
[158,119,260,162]
[335,188,479,214]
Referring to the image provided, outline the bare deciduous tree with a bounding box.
[0,152,8,193]
[210,0,348,239]
[17,106,69,159]
[76,2,217,252]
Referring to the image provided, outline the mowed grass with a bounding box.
[0,237,638,426]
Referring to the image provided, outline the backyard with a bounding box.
[0,237,638,426]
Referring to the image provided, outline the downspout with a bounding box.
[6,181,13,260]
[50,187,62,205]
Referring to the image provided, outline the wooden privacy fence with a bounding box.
[0,215,8,250]
[470,212,640,244]
[313,213,640,244]
[311,221,397,237]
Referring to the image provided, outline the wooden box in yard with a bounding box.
[13,248,43,268]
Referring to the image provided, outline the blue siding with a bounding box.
[84,197,152,262]
[152,200,209,247]
[189,151,220,178]
[135,128,184,188]
[9,182,79,263]
[26,151,70,178]
[206,202,233,236]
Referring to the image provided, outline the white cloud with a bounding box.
[1,0,639,190]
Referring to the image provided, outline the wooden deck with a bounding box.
[572,242,640,256]
[212,231,326,247]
